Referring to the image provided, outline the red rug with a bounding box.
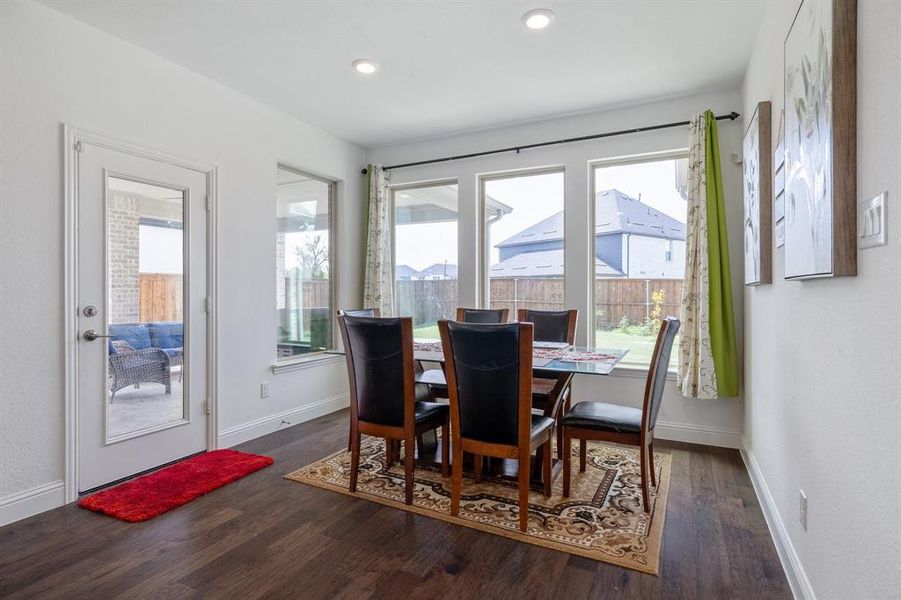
[78,449,274,522]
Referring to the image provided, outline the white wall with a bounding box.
[369,89,747,448]
[626,235,686,279]
[0,0,365,523]
[741,2,901,599]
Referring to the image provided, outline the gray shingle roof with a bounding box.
[489,249,623,278]
[416,263,458,278]
[495,189,686,248]
[396,264,417,279]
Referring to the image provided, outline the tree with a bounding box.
[295,234,329,279]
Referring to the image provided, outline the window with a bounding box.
[276,165,334,358]
[482,170,565,315]
[592,154,687,368]
[392,182,459,340]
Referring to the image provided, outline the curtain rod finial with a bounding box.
[361,168,368,175]
[729,111,740,120]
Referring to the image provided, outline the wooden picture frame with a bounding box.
[743,101,772,285]
[783,0,857,279]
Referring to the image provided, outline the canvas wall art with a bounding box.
[783,0,857,279]
[743,101,772,285]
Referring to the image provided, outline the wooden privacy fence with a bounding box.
[390,277,683,329]
[139,273,183,322]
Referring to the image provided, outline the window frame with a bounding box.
[274,163,338,363]
[389,178,460,326]
[477,165,567,309]
[588,149,688,370]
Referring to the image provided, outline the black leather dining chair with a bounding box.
[337,315,450,504]
[417,308,510,399]
[561,317,680,512]
[517,309,578,460]
[338,308,380,317]
[438,320,554,532]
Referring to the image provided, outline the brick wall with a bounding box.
[108,194,140,323]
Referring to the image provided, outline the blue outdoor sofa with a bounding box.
[107,322,183,401]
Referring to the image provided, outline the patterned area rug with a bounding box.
[285,438,670,574]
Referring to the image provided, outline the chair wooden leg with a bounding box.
[385,439,394,466]
[562,429,571,497]
[542,439,552,497]
[649,441,657,487]
[404,436,415,505]
[555,416,563,461]
[639,443,650,513]
[416,434,425,457]
[473,454,483,484]
[440,422,450,478]
[451,443,463,517]
[349,431,361,493]
[579,439,587,472]
[518,453,530,532]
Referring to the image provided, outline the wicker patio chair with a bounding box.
[108,347,172,402]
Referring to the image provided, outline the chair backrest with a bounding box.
[642,317,681,432]
[517,309,577,344]
[439,321,532,447]
[455,307,509,324]
[338,308,381,318]
[337,315,413,427]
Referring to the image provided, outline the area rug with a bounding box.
[78,449,274,522]
[285,438,670,574]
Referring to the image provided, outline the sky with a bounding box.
[393,159,686,273]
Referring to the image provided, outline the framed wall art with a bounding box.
[743,101,772,285]
[783,0,857,279]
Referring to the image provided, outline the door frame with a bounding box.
[63,125,219,503]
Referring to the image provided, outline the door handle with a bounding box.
[83,329,113,342]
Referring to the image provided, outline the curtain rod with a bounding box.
[361,111,739,174]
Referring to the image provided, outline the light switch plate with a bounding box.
[858,192,887,249]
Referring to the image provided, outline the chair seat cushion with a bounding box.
[530,414,555,439]
[560,401,642,434]
[414,401,449,424]
[416,369,447,387]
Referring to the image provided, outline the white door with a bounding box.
[75,141,210,492]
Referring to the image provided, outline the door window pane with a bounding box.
[485,171,565,314]
[106,177,185,439]
[393,183,458,340]
[593,157,687,367]
[276,166,334,358]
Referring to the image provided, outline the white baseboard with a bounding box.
[0,480,66,527]
[218,393,350,448]
[741,445,815,600]
[654,420,742,448]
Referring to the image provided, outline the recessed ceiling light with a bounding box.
[522,8,555,30]
[352,59,379,75]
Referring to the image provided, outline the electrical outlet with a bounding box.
[261,381,270,399]
[799,489,808,531]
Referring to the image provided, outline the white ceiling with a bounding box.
[40,0,766,148]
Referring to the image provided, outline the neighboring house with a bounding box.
[491,189,686,278]
[395,264,417,280]
[413,263,457,280]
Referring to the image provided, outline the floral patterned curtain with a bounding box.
[362,164,394,315]
[678,112,740,399]
[678,114,718,398]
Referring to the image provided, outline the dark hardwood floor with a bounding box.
[0,409,791,599]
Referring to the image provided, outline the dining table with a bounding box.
[329,341,629,486]
[409,340,628,376]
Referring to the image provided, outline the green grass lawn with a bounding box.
[414,323,677,369]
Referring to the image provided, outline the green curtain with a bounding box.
[703,111,740,397]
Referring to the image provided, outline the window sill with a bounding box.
[610,363,678,381]
[271,352,343,375]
